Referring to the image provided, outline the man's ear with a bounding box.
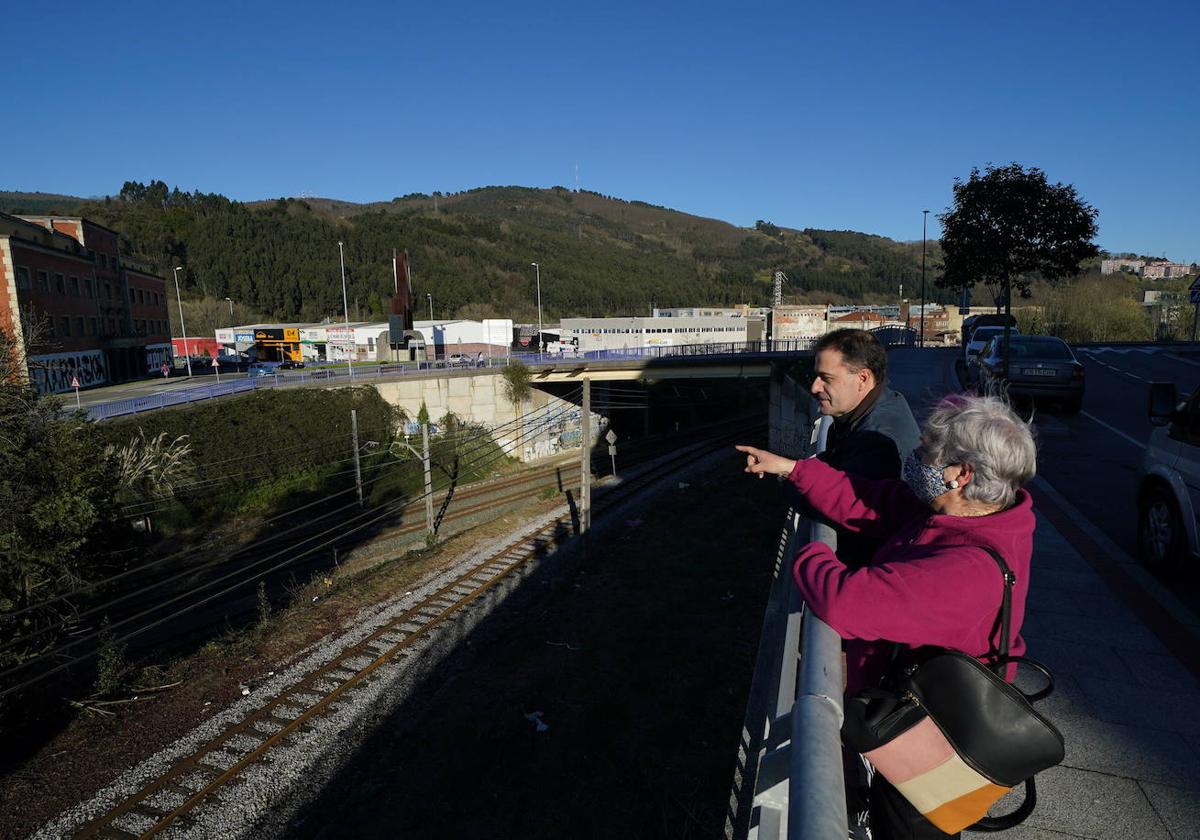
[859,368,875,391]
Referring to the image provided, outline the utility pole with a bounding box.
[421,422,434,537]
[920,210,929,348]
[581,378,592,533]
[394,424,435,536]
[338,241,353,380]
[351,409,363,507]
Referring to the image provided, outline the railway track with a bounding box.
[64,421,760,839]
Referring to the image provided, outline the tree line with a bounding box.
[2,182,945,330]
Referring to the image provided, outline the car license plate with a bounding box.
[1022,368,1057,377]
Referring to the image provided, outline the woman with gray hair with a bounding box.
[736,395,1037,840]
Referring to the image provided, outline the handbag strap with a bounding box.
[977,546,1016,675]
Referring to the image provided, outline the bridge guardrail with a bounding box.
[80,340,820,421]
[737,415,846,840]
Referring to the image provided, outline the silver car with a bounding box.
[1138,382,1200,572]
[975,335,1084,413]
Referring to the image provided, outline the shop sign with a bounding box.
[235,332,255,343]
[284,328,300,342]
[327,328,355,346]
[215,329,235,343]
[254,328,284,341]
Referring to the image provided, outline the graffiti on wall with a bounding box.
[145,343,172,371]
[30,350,109,394]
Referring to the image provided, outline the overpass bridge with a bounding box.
[79,342,816,422]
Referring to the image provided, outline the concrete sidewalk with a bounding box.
[998,477,1200,839]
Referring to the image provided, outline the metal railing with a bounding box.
[77,340,817,421]
[738,415,846,840]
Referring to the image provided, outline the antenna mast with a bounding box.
[772,270,788,307]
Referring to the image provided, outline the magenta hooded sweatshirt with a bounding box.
[787,456,1035,692]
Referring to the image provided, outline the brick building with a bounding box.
[0,212,170,393]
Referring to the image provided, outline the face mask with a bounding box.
[903,452,953,506]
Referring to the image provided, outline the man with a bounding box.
[810,328,921,493]
[806,328,920,840]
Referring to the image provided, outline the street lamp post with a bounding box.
[172,266,192,378]
[224,296,233,324]
[338,241,352,379]
[920,210,929,348]
[531,262,543,356]
[426,293,433,321]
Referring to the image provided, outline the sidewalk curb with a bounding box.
[1029,474,1200,681]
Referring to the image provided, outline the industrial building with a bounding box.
[560,315,759,354]
[213,318,514,362]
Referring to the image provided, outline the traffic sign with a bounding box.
[70,375,81,389]
[605,430,618,445]
[211,355,220,366]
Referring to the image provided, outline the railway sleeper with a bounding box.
[163,783,198,799]
[131,802,169,821]
[287,691,322,707]
[93,825,138,839]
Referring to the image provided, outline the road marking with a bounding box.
[1166,353,1200,369]
[1081,410,1146,450]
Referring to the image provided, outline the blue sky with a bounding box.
[5,0,1198,261]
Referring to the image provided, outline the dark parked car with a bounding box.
[975,335,1084,412]
[277,359,306,370]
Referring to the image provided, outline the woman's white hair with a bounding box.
[923,395,1036,508]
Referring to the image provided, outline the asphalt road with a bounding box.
[888,345,1200,620]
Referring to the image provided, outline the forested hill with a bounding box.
[0,183,941,325]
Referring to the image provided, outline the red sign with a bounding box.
[70,376,81,389]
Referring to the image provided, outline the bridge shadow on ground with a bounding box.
[280,447,785,840]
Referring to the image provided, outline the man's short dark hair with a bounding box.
[813,329,887,383]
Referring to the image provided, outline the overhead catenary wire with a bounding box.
[0,393,585,657]
[2,409,750,698]
[0,400,585,695]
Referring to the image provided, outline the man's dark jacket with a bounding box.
[815,385,920,568]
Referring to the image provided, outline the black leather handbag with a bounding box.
[842,548,1065,834]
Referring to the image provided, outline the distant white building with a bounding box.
[1101,258,1146,275]
[1142,262,1194,279]
[1102,258,1194,278]
[560,315,751,353]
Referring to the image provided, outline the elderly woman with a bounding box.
[736,395,1037,840]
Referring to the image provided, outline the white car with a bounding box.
[1138,382,1200,573]
[965,326,1020,362]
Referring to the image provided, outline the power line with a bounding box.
[0,397,583,659]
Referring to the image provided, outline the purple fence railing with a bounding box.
[81,340,816,421]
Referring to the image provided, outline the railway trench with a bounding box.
[278,443,785,840]
[31,422,780,839]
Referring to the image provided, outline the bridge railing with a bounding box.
[79,340,814,420]
[734,415,846,840]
